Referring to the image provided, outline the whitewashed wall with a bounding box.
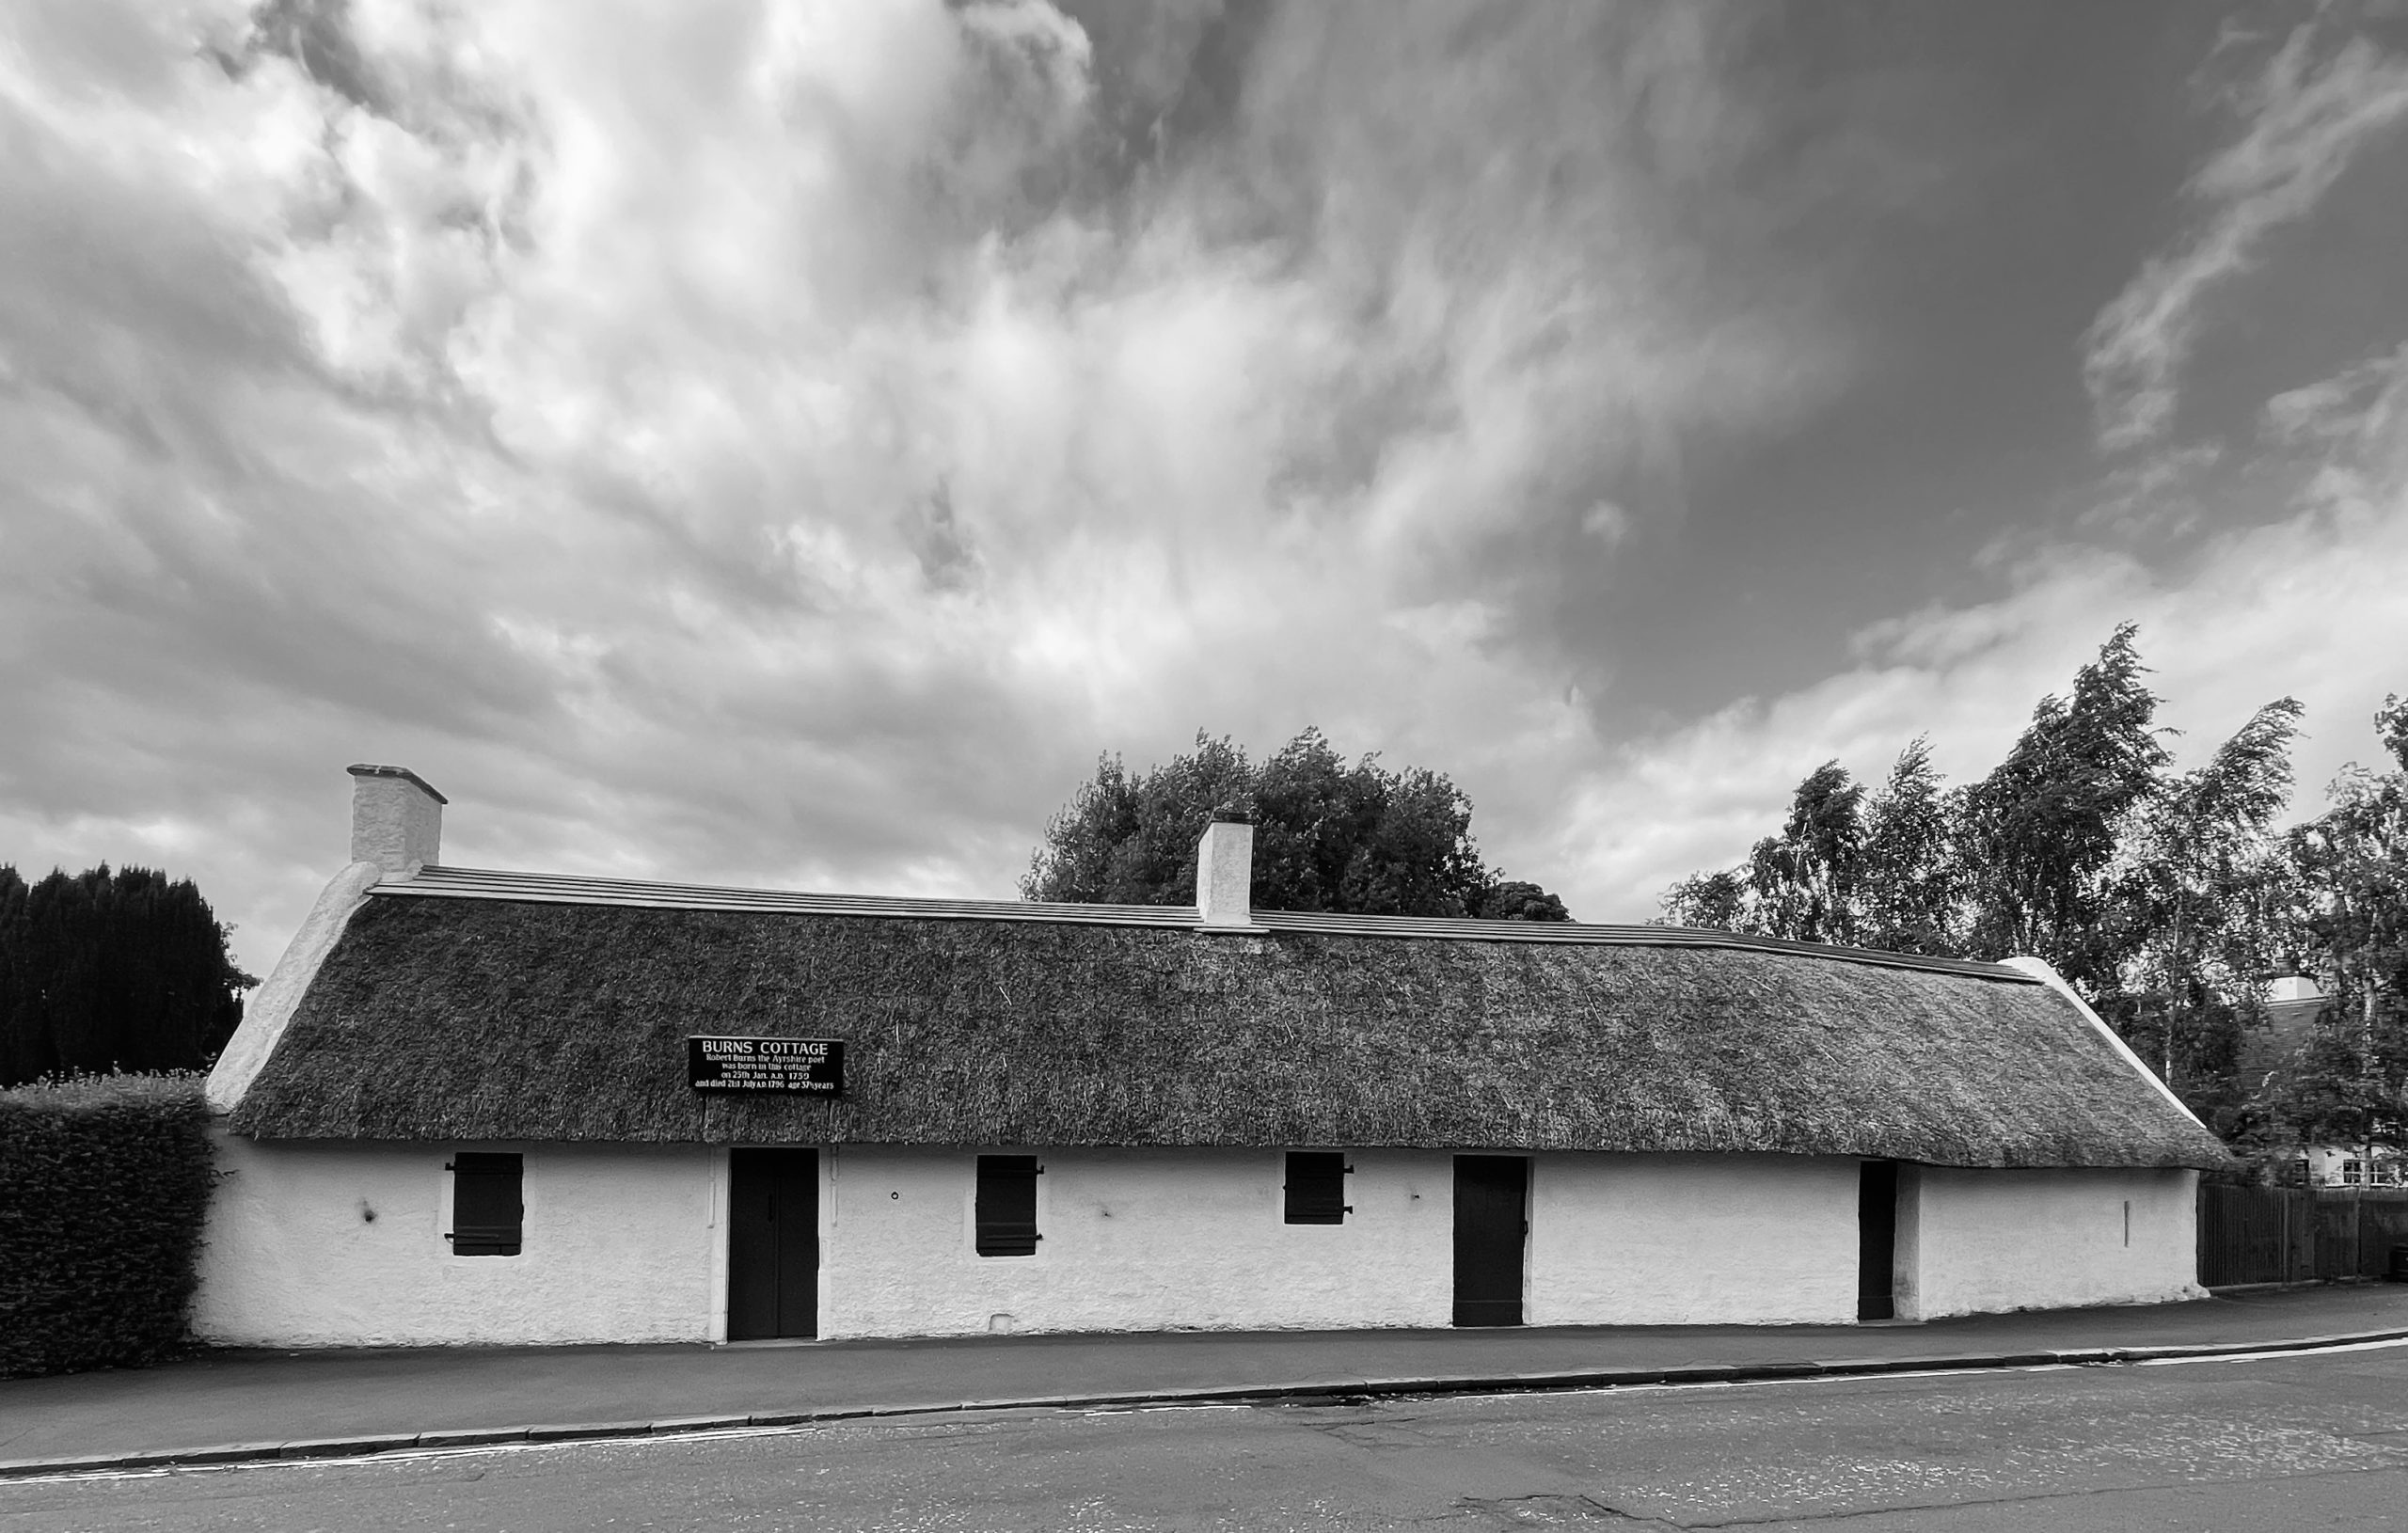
[1529,1153,1861,1325]
[196,1134,722,1346]
[1898,1165,2202,1319]
[820,1146,1456,1337]
[197,1137,2205,1347]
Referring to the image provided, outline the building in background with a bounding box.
[2249,975,2403,1188]
[196,766,2227,1348]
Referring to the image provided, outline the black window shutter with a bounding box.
[450,1152,523,1256]
[974,1155,1039,1256]
[1284,1151,1349,1225]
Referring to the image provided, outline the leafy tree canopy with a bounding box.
[1,863,257,1088]
[1956,621,2172,988]
[1647,624,2370,1149]
[1858,736,1961,956]
[2261,693,2408,1162]
[1023,728,1571,921]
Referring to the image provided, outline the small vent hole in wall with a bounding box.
[358,1201,376,1224]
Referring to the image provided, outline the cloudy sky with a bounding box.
[6,0,2407,978]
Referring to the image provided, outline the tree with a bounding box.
[0,867,26,1083]
[1023,728,1571,920]
[1656,625,2178,976]
[1479,881,1573,923]
[1640,624,2408,1151]
[1857,738,1963,956]
[1014,735,1252,909]
[1955,623,2171,989]
[2262,695,2408,1165]
[2101,697,2305,1119]
[1743,761,1867,945]
[0,863,257,1087]
[1656,741,1963,953]
[1656,868,1747,931]
[1249,730,1498,918]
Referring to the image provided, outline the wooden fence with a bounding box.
[2198,1184,2408,1287]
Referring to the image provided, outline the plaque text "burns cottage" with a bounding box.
[688,1036,845,1096]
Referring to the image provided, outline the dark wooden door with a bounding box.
[729,1148,818,1340]
[1453,1156,1528,1327]
[1858,1159,1897,1321]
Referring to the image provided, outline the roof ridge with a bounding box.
[367,865,2038,982]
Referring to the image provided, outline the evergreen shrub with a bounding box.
[1,863,253,1087]
[0,1073,215,1377]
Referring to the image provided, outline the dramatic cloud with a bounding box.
[1585,264,2408,918]
[0,0,1853,972]
[2083,13,2408,453]
[5,1,2403,973]
[1565,4,2408,922]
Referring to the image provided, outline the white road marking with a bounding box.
[8,1336,2402,1488]
[2135,1335,2408,1366]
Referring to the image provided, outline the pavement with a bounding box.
[4,1283,2406,1479]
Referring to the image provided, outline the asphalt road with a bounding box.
[6,1343,2406,1531]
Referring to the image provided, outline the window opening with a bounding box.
[1284,1152,1351,1225]
[448,1152,522,1256]
[975,1155,1040,1256]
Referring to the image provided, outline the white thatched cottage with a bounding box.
[197,766,2226,1347]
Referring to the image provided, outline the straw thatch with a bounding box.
[227,893,2228,1167]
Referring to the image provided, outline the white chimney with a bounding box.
[1196,820,1261,931]
[348,764,445,877]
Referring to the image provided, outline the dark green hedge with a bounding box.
[1,863,253,1087]
[0,1074,215,1377]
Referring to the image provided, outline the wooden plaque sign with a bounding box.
[688,1036,844,1096]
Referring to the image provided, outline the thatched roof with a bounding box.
[224,869,2226,1167]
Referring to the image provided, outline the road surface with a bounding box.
[5,1342,2405,1530]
